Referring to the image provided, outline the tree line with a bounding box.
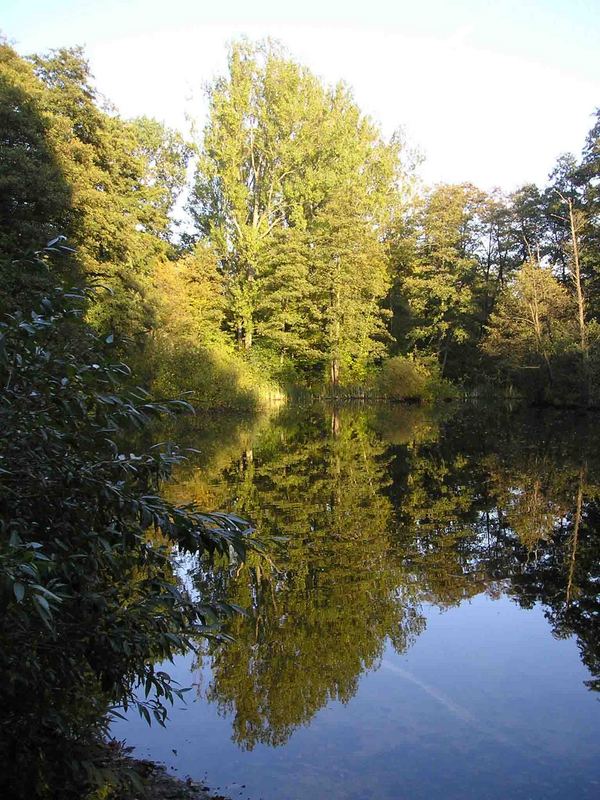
[2,37,599,406]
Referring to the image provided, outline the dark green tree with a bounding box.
[0,247,254,799]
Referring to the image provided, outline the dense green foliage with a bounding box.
[0,248,257,798]
[190,41,403,388]
[3,36,600,403]
[377,354,455,402]
[0,44,190,338]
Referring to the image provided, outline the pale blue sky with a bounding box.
[2,0,599,189]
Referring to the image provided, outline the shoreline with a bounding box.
[105,750,233,800]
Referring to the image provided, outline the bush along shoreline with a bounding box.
[0,247,261,800]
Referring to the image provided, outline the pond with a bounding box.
[112,403,600,800]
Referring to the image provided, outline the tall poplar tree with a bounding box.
[191,40,405,386]
[191,40,325,349]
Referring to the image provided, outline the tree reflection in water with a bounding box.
[163,404,600,750]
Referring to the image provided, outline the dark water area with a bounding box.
[112,403,600,799]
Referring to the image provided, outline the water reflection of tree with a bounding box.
[392,411,600,694]
[168,405,600,749]
[506,469,600,692]
[193,407,426,749]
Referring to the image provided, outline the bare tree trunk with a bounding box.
[555,191,589,402]
[330,281,341,389]
[566,465,585,606]
[567,199,587,354]
[441,344,449,378]
[566,199,591,404]
[330,357,340,388]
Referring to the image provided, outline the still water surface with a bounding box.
[113,404,600,799]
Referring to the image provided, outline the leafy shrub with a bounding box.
[0,251,256,798]
[377,355,455,403]
[143,336,285,411]
[138,249,286,411]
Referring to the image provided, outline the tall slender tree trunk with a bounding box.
[567,198,587,355]
[439,331,452,377]
[566,465,585,606]
[566,198,591,404]
[330,357,340,388]
[528,278,554,390]
[556,191,590,403]
[330,281,341,389]
[440,345,449,378]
